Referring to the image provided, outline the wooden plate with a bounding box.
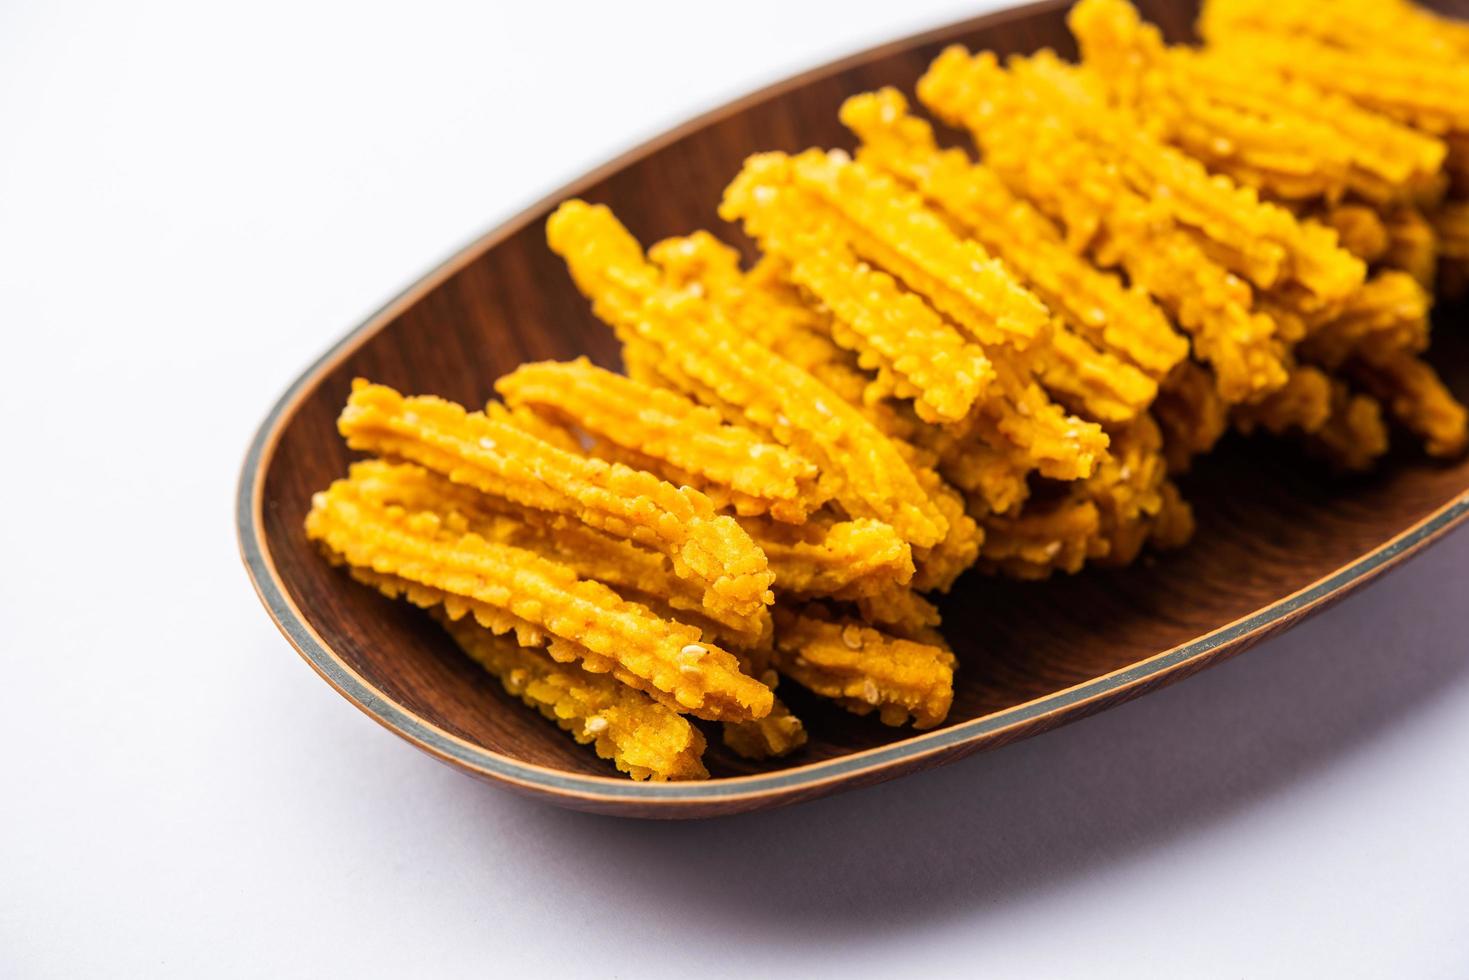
[237,0,1469,817]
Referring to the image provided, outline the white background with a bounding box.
[4,1,1469,976]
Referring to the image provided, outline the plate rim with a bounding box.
[235,0,1469,811]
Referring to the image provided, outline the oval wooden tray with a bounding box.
[238,0,1469,818]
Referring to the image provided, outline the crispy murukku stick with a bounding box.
[1436,200,1469,265]
[648,235,986,583]
[724,150,1113,472]
[547,200,950,550]
[1317,206,1390,265]
[919,47,1288,404]
[1348,352,1469,459]
[740,514,914,599]
[1298,272,1431,371]
[720,154,994,424]
[1231,363,1333,438]
[651,238,882,423]
[1303,381,1391,472]
[1152,361,1230,474]
[1074,0,1446,205]
[1004,50,1366,306]
[910,463,983,592]
[721,695,808,761]
[1201,24,1469,137]
[338,379,774,623]
[772,607,955,730]
[437,611,709,781]
[305,475,773,722]
[484,401,585,456]
[977,492,1107,580]
[753,151,1052,353]
[1384,207,1440,290]
[496,358,826,524]
[1201,0,1469,79]
[344,460,771,643]
[1085,414,1191,567]
[842,87,1186,383]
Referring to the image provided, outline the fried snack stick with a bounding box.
[841,87,1186,383]
[1436,200,1469,266]
[977,492,1107,580]
[437,611,709,781]
[1317,206,1389,265]
[650,236,925,447]
[645,234,985,588]
[548,201,950,551]
[485,401,584,456]
[305,475,773,722]
[722,695,808,761]
[1298,272,1431,371]
[772,607,955,730]
[976,429,1191,578]
[1073,0,1446,206]
[345,459,769,643]
[1085,415,1191,567]
[1200,25,1469,138]
[338,379,774,623]
[1303,381,1391,473]
[1201,0,1469,73]
[919,47,1287,404]
[741,513,913,599]
[1004,50,1367,306]
[496,358,826,524]
[1232,363,1333,438]
[1349,353,1469,459]
[1152,361,1230,473]
[719,157,995,424]
[1384,207,1439,290]
[724,150,1115,472]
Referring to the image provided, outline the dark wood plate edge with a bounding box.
[234,0,1469,817]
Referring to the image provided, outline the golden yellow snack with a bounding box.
[1201,0,1469,62]
[1202,26,1469,137]
[1304,381,1391,472]
[919,46,1289,403]
[496,358,825,524]
[484,401,585,456]
[1152,361,1231,473]
[305,473,773,722]
[1436,200,1469,263]
[850,585,943,637]
[1299,272,1431,370]
[726,150,1113,477]
[843,87,1187,384]
[741,514,915,599]
[1232,363,1333,437]
[1075,0,1446,205]
[1349,352,1469,459]
[1384,207,1440,290]
[910,463,984,592]
[978,491,1107,579]
[721,695,808,760]
[1011,49,1365,304]
[547,199,950,549]
[438,611,709,781]
[720,155,993,424]
[343,460,772,644]
[1084,414,1189,567]
[337,379,774,623]
[773,607,955,729]
[1317,206,1390,265]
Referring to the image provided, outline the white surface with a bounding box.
[4,1,1469,976]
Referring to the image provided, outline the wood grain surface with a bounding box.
[239,0,1469,817]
